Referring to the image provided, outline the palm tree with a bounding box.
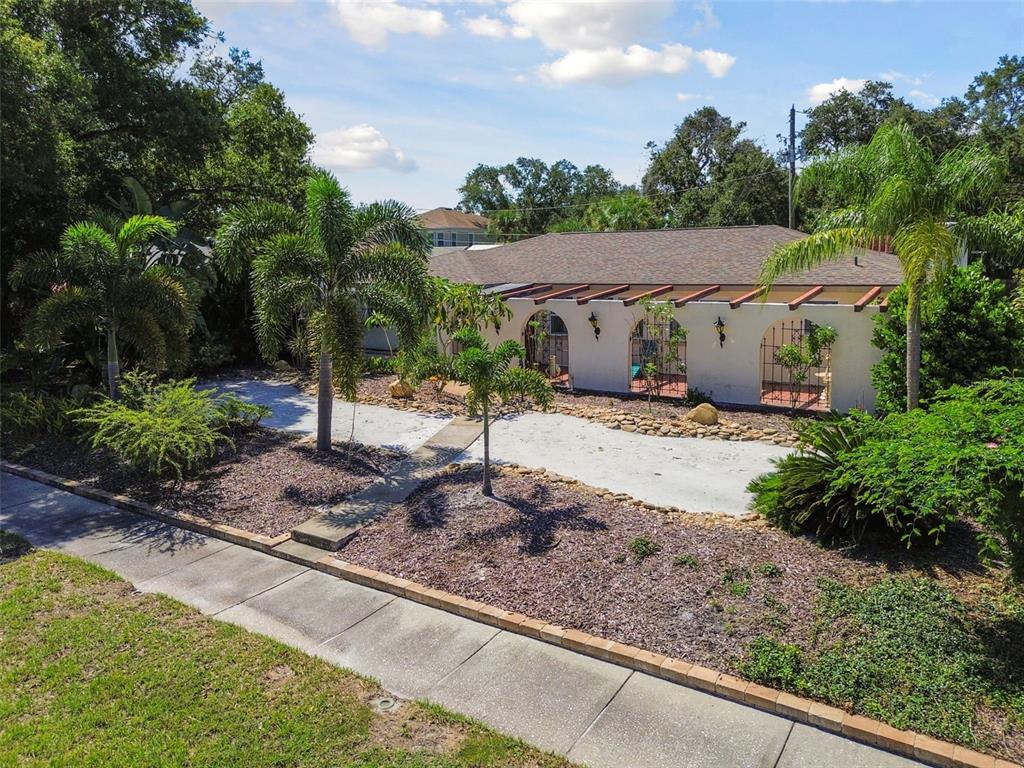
[451,329,553,496]
[216,170,431,452]
[13,215,193,399]
[759,122,1015,410]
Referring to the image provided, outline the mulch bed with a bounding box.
[4,428,398,537]
[343,468,994,672]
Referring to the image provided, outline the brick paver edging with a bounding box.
[2,459,1014,768]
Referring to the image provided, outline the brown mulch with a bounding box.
[4,429,398,537]
[342,468,994,673]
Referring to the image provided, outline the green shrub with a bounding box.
[749,379,1024,576]
[1,390,89,438]
[871,264,1024,415]
[757,562,783,578]
[73,375,270,478]
[739,636,803,689]
[747,412,875,539]
[365,355,397,376]
[628,536,661,562]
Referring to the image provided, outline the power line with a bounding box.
[462,168,787,217]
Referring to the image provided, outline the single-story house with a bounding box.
[428,225,904,412]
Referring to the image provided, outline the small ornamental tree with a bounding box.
[774,324,837,412]
[451,329,553,496]
[634,296,687,409]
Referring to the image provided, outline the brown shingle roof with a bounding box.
[429,225,903,287]
[417,207,489,230]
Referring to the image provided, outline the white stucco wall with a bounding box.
[476,297,882,412]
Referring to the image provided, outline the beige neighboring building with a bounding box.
[417,207,494,247]
[429,225,904,413]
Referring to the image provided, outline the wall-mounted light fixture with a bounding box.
[713,316,727,347]
[588,311,601,340]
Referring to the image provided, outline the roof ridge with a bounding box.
[543,224,800,236]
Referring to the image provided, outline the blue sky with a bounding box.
[194,1,1022,211]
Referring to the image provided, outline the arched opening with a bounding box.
[629,317,687,398]
[759,318,832,411]
[523,310,569,387]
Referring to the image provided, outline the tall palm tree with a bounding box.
[451,329,553,496]
[759,122,1015,409]
[13,215,193,399]
[216,170,431,452]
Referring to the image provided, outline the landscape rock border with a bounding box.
[1,459,1011,768]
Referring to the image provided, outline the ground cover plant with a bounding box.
[0,540,570,767]
[339,466,1023,762]
[740,578,1024,756]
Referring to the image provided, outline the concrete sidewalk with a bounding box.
[1,472,926,768]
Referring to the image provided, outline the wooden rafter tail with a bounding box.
[729,286,766,308]
[533,284,590,304]
[576,284,630,304]
[674,285,721,307]
[497,283,535,296]
[788,285,824,310]
[502,283,552,299]
[622,284,674,306]
[853,285,882,312]
[879,293,890,313]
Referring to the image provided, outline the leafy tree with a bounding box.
[799,81,908,158]
[12,215,193,399]
[871,263,1024,414]
[458,157,622,236]
[216,171,431,452]
[965,54,1024,198]
[450,330,553,496]
[584,192,659,231]
[760,122,1015,410]
[642,107,787,226]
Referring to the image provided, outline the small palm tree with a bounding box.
[13,215,192,399]
[759,122,1017,410]
[452,329,553,496]
[216,170,431,452]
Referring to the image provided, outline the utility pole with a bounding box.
[788,104,796,230]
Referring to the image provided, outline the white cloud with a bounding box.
[539,43,735,86]
[676,92,700,102]
[505,0,673,51]
[328,0,447,47]
[908,89,940,106]
[312,125,418,173]
[690,0,720,35]
[881,69,925,86]
[806,77,868,105]
[463,14,508,38]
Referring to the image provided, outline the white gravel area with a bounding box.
[459,412,794,516]
[212,379,452,454]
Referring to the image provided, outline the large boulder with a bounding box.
[685,402,719,425]
[273,359,293,372]
[388,379,415,399]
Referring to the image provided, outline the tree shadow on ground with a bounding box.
[818,519,990,582]
[470,480,608,556]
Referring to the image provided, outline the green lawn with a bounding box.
[0,536,570,768]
